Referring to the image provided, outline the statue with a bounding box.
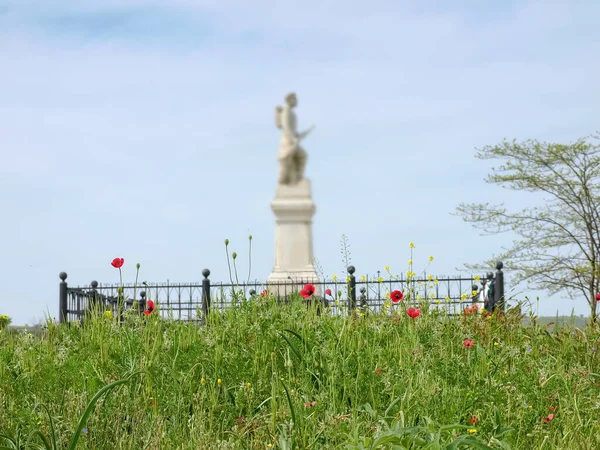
[275,92,315,185]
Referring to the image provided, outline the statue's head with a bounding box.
[285,92,297,107]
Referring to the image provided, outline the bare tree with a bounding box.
[455,134,600,323]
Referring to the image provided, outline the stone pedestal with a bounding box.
[267,178,319,296]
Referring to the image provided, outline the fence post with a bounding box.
[202,269,211,320]
[494,261,505,311]
[139,291,147,315]
[89,280,99,315]
[471,284,479,305]
[59,272,68,324]
[360,287,367,310]
[484,271,494,310]
[347,266,356,314]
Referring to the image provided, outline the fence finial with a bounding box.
[202,269,210,279]
[59,272,67,282]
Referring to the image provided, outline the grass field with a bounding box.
[1,297,599,449]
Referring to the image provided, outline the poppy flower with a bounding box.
[144,299,155,316]
[390,290,404,303]
[549,406,556,411]
[463,339,475,348]
[325,288,332,296]
[300,284,315,299]
[304,400,317,407]
[407,307,421,318]
[464,306,474,315]
[111,257,124,269]
[541,413,554,423]
[260,290,268,297]
[469,416,478,424]
[596,293,600,301]
[374,368,382,375]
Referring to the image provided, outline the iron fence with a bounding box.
[58,263,506,324]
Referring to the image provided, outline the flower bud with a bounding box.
[232,252,237,260]
[248,235,252,241]
[225,239,229,246]
[136,263,141,270]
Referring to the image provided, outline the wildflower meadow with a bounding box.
[1,253,599,449]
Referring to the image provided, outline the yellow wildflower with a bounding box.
[445,296,451,302]
[201,377,206,384]
[429,292,434,298]
[417,295,422,300]
[247,382,252,388]
[434,279,439,284]
[494,342,499,347]
[468,429,477,434]
[435,299,441,304]
[217,379,222,385]
[377,277,383,283]
[409,242,415,248]
[461,293,468,300]
[474,275,480,281]
[384,265,390,271]
[408,260,412,266]
[346,276,351,282]
[361,275,366,281]
[428,255,434,262]
[427,274,433,280]
[332,274,337,281]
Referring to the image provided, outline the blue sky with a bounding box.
[1,0,599,325]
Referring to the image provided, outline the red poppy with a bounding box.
[549,406,556,411]
[596,293,600,301]
[390,290,404,303]
[260,289,268,297]
[144,299,155,316]
[463,339,475,348]
[464,306,474,315]
[469,416,478,424]
[407,307,421,318]
[541,413,554,423]
[304,400,317,407]
[300,284,315,299]
[111,257,124,269]
[325,288,332,296]
[375,368,382,375]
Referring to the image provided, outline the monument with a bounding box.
[267,92,320,295]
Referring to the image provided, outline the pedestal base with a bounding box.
[267,178,320,297]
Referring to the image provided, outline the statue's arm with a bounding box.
[298,125,315,141]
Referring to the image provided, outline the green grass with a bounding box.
[0,298,599,449]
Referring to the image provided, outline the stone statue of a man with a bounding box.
[275,92,315,186]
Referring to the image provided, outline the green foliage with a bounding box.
[0,300,599,449]
[455,133,600,321]
[0,314,11,330]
